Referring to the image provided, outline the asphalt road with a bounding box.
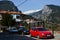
[0,32,36,40]
[0,32,60,40]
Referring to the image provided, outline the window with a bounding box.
[32,28,36,31]
[16,15,20,19]
[37,28,47,31]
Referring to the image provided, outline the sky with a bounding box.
[10,0,60,12]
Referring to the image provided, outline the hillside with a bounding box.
[46,5,60,23]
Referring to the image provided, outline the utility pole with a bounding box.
[51,11,55,35]
[17,0,28,7]
[43,14,47,28]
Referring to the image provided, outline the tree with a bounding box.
[1,13,16,27]
[22,21,29,29]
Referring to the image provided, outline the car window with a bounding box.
[32,28,36,31]
[37,28,47,31]
[10,28,17,30]
[19,27,26,30]
[13,28,17,30]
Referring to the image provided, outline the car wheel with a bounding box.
[37,35,40,39]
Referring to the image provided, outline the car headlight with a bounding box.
[42,33,44,35]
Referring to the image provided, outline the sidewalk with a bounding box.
[53,31,60,36]
[0,30,3,33]
[54,31,60,34]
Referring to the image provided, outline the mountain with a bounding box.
[27,5,60,23]
[0,1,18,11]
[28,5,53,20]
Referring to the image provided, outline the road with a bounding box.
[25,34,60,40]
[0,32,60,40]
[0,32,36,40]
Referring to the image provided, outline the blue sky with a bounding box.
[11,0,60,12]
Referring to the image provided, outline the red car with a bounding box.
[30,27,54,39]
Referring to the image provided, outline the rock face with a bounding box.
[0,1,18,11]
[47,5,60,23]
[29,10,42,19]
[41,5,52,19]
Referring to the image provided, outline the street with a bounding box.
[0,32,36,40]
[0,32,60,40]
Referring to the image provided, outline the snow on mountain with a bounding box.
[23,9,41,15]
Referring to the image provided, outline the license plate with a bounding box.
[47,35,50,36]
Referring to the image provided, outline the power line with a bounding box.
[17,0,28,7]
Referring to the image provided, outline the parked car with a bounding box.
[30,27,54,39]
[18,27,29,34]
[8,27,18,33]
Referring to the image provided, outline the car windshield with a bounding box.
[37,28,47,31]
[19,27,27,30]
[23,28,27,30]
[32,28,36,30]
[10,28,17,30]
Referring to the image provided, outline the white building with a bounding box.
[0,11,22,22]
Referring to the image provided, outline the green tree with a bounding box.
[1,13,16,27]
[22,21,29,29]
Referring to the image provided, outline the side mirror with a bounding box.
[34,30,37,32]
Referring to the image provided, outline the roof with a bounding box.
[0,11,22,14]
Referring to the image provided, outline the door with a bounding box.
[30,28,37,36]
